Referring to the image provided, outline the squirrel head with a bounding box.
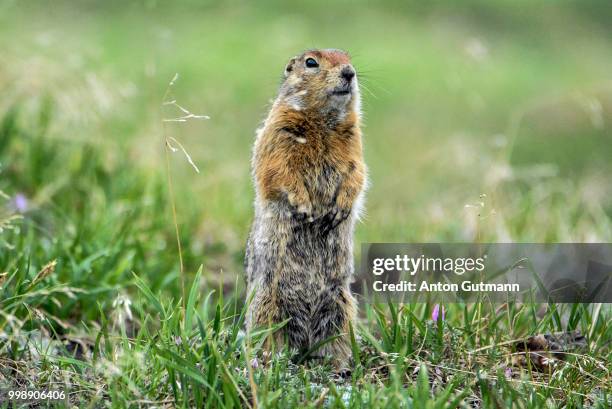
[279,49,360,119]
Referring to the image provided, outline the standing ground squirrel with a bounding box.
[245,49,366,368]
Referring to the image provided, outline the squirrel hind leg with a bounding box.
[309,289,357,369]
[250,294,312,355]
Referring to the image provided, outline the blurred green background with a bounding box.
[1,0,611,295]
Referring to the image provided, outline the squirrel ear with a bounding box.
[284,57,297,77]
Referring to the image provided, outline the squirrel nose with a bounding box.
[341,67,355,82]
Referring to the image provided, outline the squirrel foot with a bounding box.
[321,205,351,234]
[289,203,314,223]
[286,192,314,223]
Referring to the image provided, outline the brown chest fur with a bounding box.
[254,106,364,213]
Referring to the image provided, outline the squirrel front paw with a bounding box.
[291,203,315,222]
[287,192,314,222]
[321,205,351,234]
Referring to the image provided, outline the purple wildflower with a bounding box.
[504,367,512,379]
[250,357,259,369]
[13,193,29,213]
[432,304,445,322]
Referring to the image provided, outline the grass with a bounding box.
[0,0,611,407]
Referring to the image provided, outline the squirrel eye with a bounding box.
[305,58,319,68]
